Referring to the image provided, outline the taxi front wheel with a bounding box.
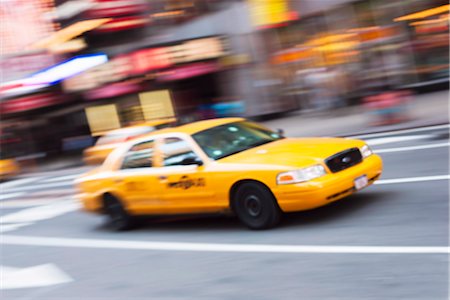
[103,195,136,231]
[233,182,281,230]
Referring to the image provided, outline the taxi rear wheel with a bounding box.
[103,195,135,231]
[233,182,281,230]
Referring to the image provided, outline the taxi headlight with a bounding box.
[277,165,326,185]
[360,144,373,158]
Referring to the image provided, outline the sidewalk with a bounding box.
[260,90,449,137]
[18,90,449,175]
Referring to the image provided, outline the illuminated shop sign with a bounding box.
[63,55,130,92]
[87,0,149,18]
[156,62,220,82]
[85,81,142,100]
[131,37,225,72]
[1,93,62,114]
[63,37,225,92]
[248,0,298,28]
[27,53,108,85]
[131,47,172,74]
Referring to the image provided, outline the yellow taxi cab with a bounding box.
[0,158,20,180]
[83,119,175,165]
[75,118,382,230]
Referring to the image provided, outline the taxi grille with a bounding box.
[325,148,362,173]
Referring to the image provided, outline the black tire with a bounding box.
[232,182,281,230]
[103,195,136,231]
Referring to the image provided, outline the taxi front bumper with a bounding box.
[77,193,103,213]
[273,154,383,212]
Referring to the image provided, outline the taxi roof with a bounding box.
[175,117,245,135]
[95,118,176,136]
[143,117,245,137]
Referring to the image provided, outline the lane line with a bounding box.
[0,263,73,289]
[366,135,432,146]
[2,181,75,193]
[42,174,81,183]
[375,175,450,185]
[0,177,42,190]
[0,192,25,201]
[375,142,450,153]
[0,223,33,233]
[349,124,449,139]
[1,235,448,254]
[0,199,59,209]
[0,200,80,224]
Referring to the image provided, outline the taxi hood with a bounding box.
[218,137,365,168]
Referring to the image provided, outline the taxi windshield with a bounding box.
[192,121,283,160]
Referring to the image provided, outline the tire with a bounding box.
[103,195,136,231]
[232,182,281,230]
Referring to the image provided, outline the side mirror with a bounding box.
[277,128,285,137]
[180,157,203,166]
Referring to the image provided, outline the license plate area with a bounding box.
[354,175,368,190]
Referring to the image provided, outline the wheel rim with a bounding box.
[244,195,262,217]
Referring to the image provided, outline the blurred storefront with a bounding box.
[260,0,449,109]
[0,0,448,162]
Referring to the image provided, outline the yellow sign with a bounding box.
[139,90,175,121]
[248,0,290,27]
[85,104,121,136]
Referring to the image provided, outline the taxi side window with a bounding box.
[161,137,198,166]
[121,140,154,169]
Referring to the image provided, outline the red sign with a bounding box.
[131,48,172,74]
[157,62,220,82]
[94,16,151,32]
[85,81,142,100]
[87,0,149,18]
[1,93,62,114]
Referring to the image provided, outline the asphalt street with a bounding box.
[0,124,449,300]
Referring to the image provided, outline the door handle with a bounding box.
[114,178,123,183]
[158,175,167,181]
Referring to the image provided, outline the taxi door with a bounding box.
[153,136,217,214]
[113,139,161,213]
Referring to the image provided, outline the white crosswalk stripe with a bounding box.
[0,192,26,201]
[0,177,42,190]
[365,135,433,146]
[0,171,81,232]
[1,199,60,209]
[41,174,82,183]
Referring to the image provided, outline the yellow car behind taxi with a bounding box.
[0,158,20,180]
[83,119,175,165]
[75,118,382,230]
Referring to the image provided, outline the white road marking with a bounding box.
[0,199,59,209]
[375,142,450,153]
[0,200,80,224]
[0,177,41,190]
[1,235,448,254]
[375,175,450,185]
[365,135,432,146]
[3,181,75,193]
[0,192,25,201]
[41,174,80,183]
[0,223,33,233]
[0,263,72,290]
[350,124,450,139]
